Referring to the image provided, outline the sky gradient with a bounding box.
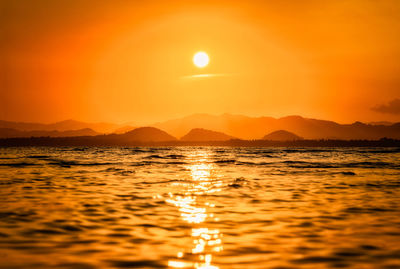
[1,0,400,124]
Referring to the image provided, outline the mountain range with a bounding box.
[0,128,99,138]
[1,114,399,140]
[0,119,125,133]
[153,114,400,140]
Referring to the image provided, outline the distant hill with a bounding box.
[0,125,175,141]
[0,128,99,138]
[181,128,235,141]
[0,120,120,133]
[3,114,400,140]
[262,130,302,141]
[119,127,176,142]
[153,113,400,140]
[369,121,394,126]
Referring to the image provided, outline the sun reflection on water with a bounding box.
[166,150,222,269]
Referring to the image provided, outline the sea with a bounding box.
[0,146,400,269]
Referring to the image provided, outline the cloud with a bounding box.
[180,73,235,80]
[372,98,400,114]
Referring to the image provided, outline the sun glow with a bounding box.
[193,52,209,68]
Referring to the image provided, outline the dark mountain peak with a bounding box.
[262,130,302,141]
[122,127,176,141]
[181,128,235,141]
[124,126,161,134]
[352,121,366,126]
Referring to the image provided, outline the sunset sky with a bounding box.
[2,0,400,124]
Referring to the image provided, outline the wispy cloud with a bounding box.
[180,73,235,80]
[372,98,400,114]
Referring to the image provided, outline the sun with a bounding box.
[193,52,209,68]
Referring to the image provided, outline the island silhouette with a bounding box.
[181,128,236,141]
[1,114,400,147]
[262,130,303,141]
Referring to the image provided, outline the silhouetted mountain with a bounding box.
[262,130,302,141]
[153,113,240,138]
[0,128,99,138]
[119,127,176,142]
[3,114,400,140]
[153,113,400,140]
[181,128,235,141]
[0,120,120,133]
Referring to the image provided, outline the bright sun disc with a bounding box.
[193,52,209,68]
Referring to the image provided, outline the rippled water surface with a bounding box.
[1,146,400,269]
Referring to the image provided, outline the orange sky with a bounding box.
[1,0,400,124]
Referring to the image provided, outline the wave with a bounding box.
[131,161,164,166]
[48,159,116,167]
[165,161,187,165]
[143,154,164,159]
[27,155,51,159]
[0,162,38,167]
[214,159,236,164]
[165,154,185,159]
[232,160,399,169]
[105,259,164,268]
[143,154,186,160]
[357,148,400,153]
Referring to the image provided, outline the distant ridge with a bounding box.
[369,121,394,126]
[2,114,400,140]
[0,119,120,133]
[262,130,302,141]
[181,128,235,141]
[0,128,99,138]
[153,113,400,140]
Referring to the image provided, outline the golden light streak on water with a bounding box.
[167,150,222,268]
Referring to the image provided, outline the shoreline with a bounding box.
[1,137,399,147]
